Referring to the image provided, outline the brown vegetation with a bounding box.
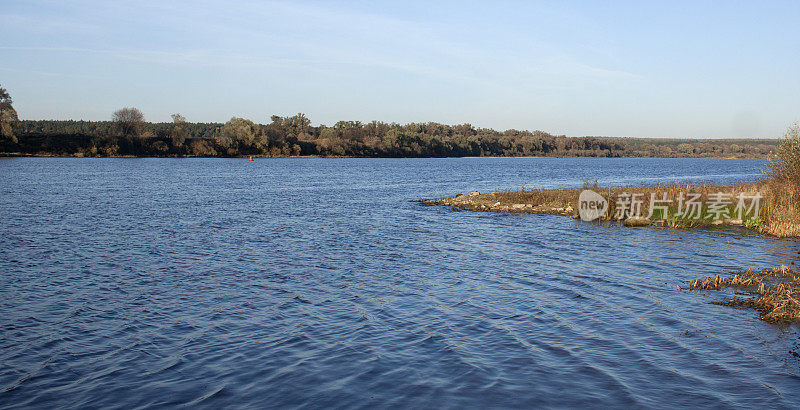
[686,266,800,322]
[759,123,800,237]
[758,180,800,237]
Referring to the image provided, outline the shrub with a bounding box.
[768,122,800,183]
[760,123,800,236]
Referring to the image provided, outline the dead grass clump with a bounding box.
[686,266,800,322]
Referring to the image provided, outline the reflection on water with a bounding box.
[1,158,799,408]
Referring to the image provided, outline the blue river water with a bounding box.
[1,158,799,408]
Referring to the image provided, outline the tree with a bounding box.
[112,107,145,137]
[769,122,800,183]
[677,143,694,154]
[0,84,19,143]
[152,140,169,153]
[288,113,311,137]
[221,117,257,147]
[189,139,217,156]
[170,113,187,147]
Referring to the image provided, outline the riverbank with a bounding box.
[4,118,781,159]
[0,152,775,159]
[420,181,800,237]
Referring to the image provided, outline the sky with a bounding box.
[1,0,798,138]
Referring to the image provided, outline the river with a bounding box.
[1,158,799,407]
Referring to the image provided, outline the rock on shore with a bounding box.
[420,191,576,216]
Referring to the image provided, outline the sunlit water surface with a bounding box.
[1,158,799,408]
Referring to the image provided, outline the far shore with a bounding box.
[0,153,774,160]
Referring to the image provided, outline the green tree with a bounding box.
[112,107,145,137]
[288,113,311,137]
[221,117,258,149]
[0,84,19,143]
[170,113,187,147]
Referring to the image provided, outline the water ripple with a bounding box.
[1,158,799,408]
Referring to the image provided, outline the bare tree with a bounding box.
[112,107,145,137]
[769,122,800,182]
[0,84,19,143]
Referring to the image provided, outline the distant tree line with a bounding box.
[2,115,778,158]
[0,86,779,158]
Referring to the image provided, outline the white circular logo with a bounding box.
[578,190,608,221]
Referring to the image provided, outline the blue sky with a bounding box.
[1,0,798,138]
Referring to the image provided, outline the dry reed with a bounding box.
[686,266,800,322]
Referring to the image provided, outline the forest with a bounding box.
[0,114,778,158]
